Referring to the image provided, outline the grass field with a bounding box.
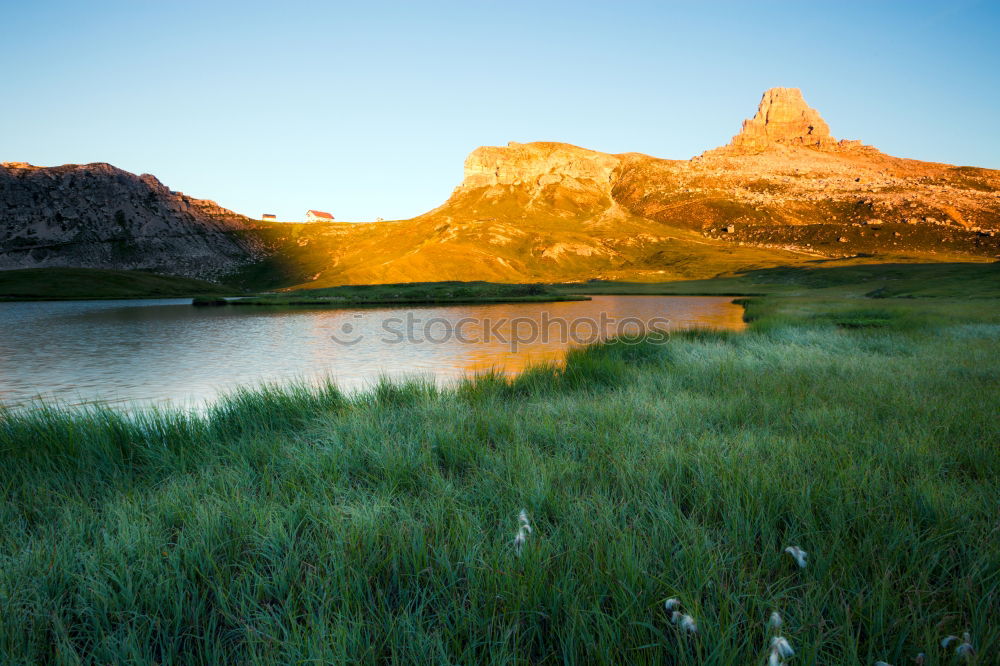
[222,281,589,307]
[0,263,997,664]
[560,260,1000,298]
[0,268,234,300]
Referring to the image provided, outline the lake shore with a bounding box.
[1,294,740,407]
[203,281,590,307]
[1,263,997,662]
[0,267,235,301]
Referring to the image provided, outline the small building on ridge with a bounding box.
[305,210,335,222]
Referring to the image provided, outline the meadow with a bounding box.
[214,281,588,307]
[0,268,232,301]
[0,264,997,664]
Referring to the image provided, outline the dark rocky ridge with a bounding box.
[0,162,264,279]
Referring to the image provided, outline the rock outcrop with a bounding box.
[0,162,264,279]
[708,87,870,155]
[460,142,619,191]
[732,87,835,150]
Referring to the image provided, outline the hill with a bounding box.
[3,88,998,290]
[0,162,265,280]
[254,88,999,289]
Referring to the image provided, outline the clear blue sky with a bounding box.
[3,1,998,221]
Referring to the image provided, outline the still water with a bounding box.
[0,295,744,408]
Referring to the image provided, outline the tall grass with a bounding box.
[0,296,997,664]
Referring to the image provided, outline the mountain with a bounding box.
[2,88,998,288]
[265,87,998,288]
[0,162,264,279]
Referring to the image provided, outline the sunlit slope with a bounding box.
[240,139,998,289]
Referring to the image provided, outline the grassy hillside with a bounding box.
[219,138,1000,291]
[0,264,997,663]
[0,267,234,300]
[231,217,996,293]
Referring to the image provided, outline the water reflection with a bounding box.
[0,295,744,408]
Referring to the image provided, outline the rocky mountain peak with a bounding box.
[708,87,870,155]
[736,87,833,148]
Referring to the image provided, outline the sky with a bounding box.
[3,0,998,222]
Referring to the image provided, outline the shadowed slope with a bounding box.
[0,162,265,279]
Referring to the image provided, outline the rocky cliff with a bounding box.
[459,142,619,192]
[0,162,264,279]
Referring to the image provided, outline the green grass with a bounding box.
[562,275,780,296]
[561,260,1000,298]
[0,266,997,663]
[0,268,236,300]
[226,280,589,307]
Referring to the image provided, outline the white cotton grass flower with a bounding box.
[678,614,698,634]
[770,636,794,659]
[873,661,892,666]
[669,610,697,633]
[513,509,532,555]
[955,632,975,659]
[518,509,531,532]
[784,545,808,568]
[914,654,925,666]
[664,602,696,636]
[765,611,788,665]
[513,527,528,555]
[767,635,793,665]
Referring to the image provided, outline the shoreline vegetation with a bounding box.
[195,281,590,308]
[3,260,996,304]
[0,267,235,301]
[0,261,997,662]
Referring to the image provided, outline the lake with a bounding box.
[0,295,745,408]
